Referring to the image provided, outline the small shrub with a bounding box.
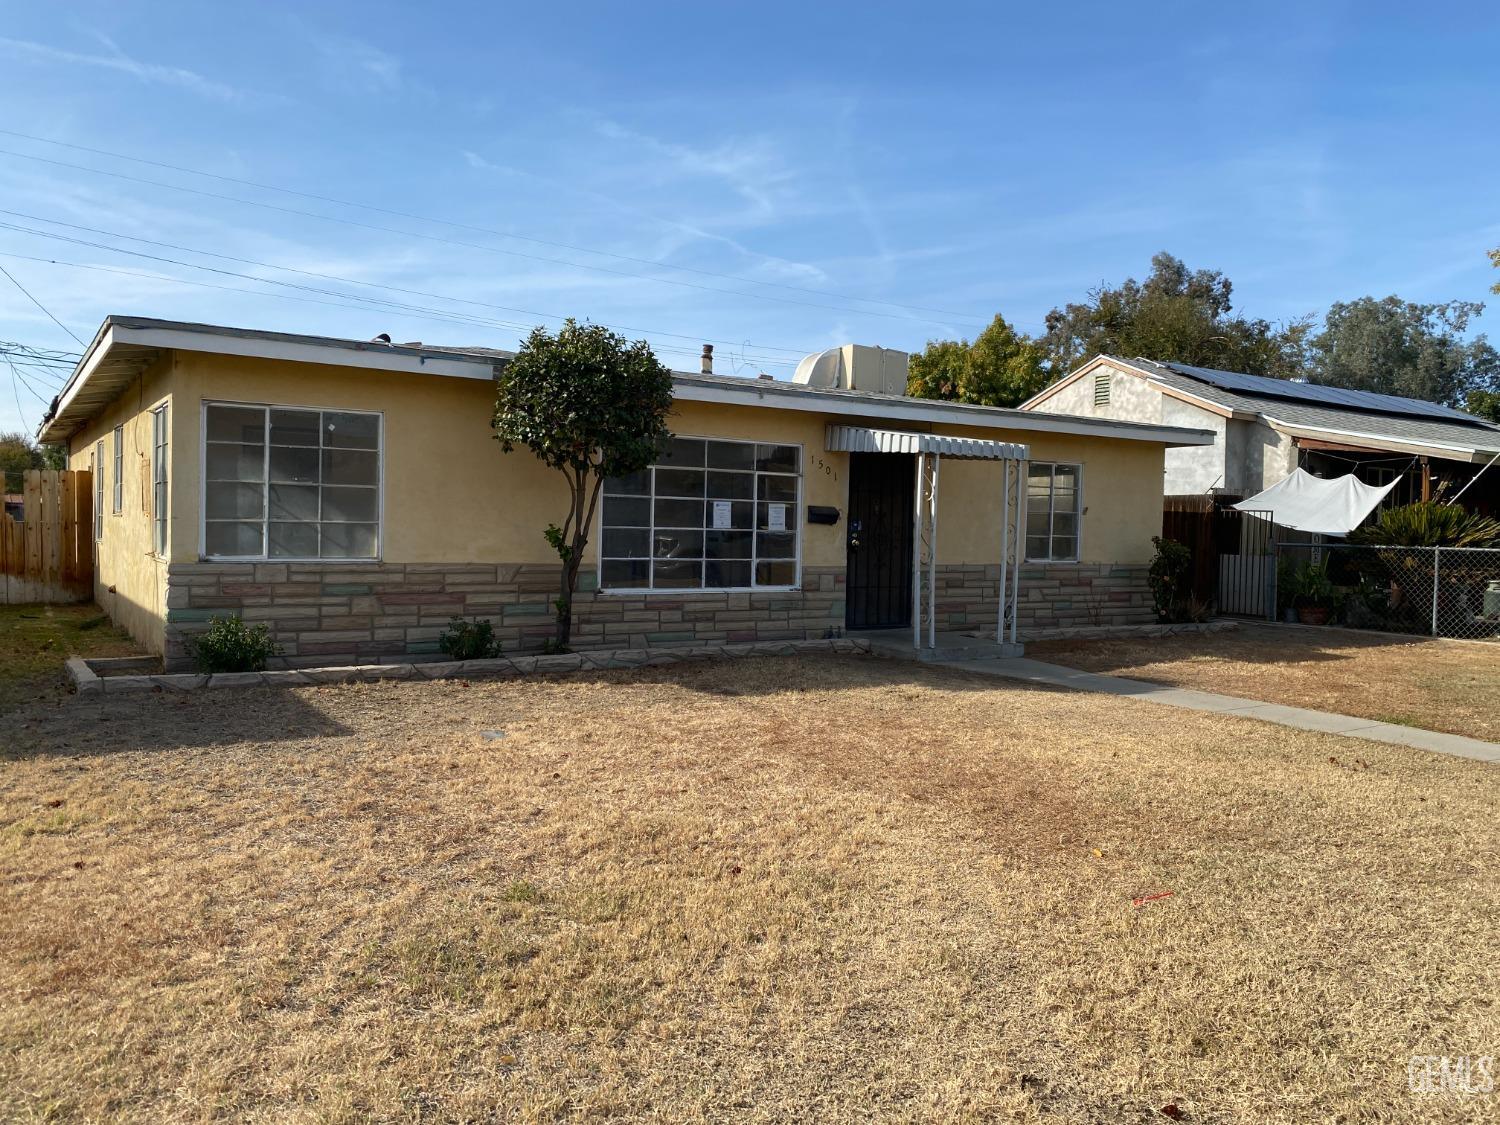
[1147,536,1194,622]
[186,616,280,674]
[439,616,502,661]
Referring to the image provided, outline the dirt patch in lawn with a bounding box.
[1,655,1496,1122]
[1029,623,1500,742]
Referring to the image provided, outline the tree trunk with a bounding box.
[555,559,575,649]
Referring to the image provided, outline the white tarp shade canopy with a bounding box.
[1232,468,1398,535]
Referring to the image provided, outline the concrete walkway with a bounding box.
[946,657,1500,764]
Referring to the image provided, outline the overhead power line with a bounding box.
[0,250,790,375]
[0,128,983,322]
[0,146,978,331]
[0,215,804,367]
[0,261,87,346]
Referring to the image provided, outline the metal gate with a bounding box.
[1213,507,1274,617]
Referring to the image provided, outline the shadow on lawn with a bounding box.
[2,687,353,760]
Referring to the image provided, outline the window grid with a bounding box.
[202,403,381,561]
[93,441,104,541]
[111,426,123,513]
[151,404,169,556]
[1026,462,1081,563]
[600,437,802,592]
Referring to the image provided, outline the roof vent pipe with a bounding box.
[701,344,713,374]
[372,333,392,344]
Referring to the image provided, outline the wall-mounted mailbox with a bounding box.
[807,505,841,526]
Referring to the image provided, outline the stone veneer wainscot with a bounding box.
[163,561,1151,670]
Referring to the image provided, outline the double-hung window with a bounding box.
[203,403,381,560]
[111,426,123,513]
[1026,462,1081,562]
[600,437,801,591]
[93,441,104,541]
[151,403,169,556]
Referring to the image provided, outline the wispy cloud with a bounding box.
[310,35,403,93]
[0,34,245,101]
[461,146,829,286]
[594,119,797,225]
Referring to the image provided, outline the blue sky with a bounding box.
[2,1,1498,435]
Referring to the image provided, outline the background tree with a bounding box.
[906,314,1047,407]
[1490,245,1499,294]
[1038,251,1311,379]
[494,320,674,650]
[0,431,61,490]
[1464,389,1500,422]
[1307,297,1498,406]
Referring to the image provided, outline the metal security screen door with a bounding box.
[845,452,915,629]
[1215,507,1274,616]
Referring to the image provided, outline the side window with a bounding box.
[151,404,169,556]
[94,440,104,540]
[1025,462,1081,562]
[111,425,123,514]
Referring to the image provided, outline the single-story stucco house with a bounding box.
[37,317,1213,670]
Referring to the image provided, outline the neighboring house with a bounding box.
[38,317,1213,670]
[1023,356,1500,512]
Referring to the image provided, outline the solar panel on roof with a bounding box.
[1156,361,1485,424]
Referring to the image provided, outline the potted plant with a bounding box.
[1292,561,1336,626]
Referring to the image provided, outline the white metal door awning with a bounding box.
[826,424,1027,461]
[827,424,1030,651]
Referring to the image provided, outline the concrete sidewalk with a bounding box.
[947,657,1500,764]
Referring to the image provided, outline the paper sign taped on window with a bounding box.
[767,503,787,532]
[711,500,732,529]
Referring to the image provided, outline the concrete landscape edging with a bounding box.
[68,637,873,696]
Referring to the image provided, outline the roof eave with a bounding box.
[671,372,1216,447]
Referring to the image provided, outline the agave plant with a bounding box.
[1348,501,1500,548]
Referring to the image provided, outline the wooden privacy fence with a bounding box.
[1,469,94,604]
[1162,493,1220,608]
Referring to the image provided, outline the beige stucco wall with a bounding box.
[47,347,1174,622]
[65,356,173,653]
[166,350,1168,569]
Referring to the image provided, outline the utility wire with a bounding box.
[0,147,976,330]
[0,128,983,322]
[0,206,814,358]
[5,356,32,433]
[0,260,87,346]
[0,220,802,367]
[0,250,790,374]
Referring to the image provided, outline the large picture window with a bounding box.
[202,403,381,560]
[600,437,801,591]
[151,403,169,556]
[1026,462,1081,562]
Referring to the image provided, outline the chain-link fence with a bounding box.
[1274,542,1500,641]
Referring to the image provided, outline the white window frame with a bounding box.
[93,441,104,541]
[151,402,169,557]
[111,425,123,514]
[1025,461,1083,563]
[198,399,385,563]
[596,435,803,594]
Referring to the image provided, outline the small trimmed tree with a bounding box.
[494,320,674,650]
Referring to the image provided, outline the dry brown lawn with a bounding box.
[1028,624,1500,743]
[1,655,1496,1123]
